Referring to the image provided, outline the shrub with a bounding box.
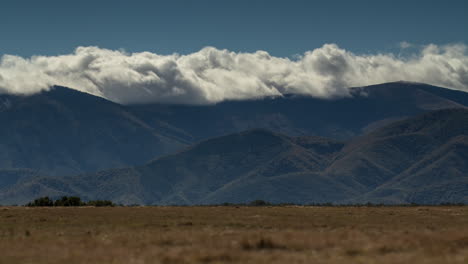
[248,200,270,206]
[53,196,84,207]
[86,200,115,207]
[26,196,117,207]
[26,196,54,207]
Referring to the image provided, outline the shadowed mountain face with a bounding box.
[0,129,350,205]
[0,86,188,176]
[0,82,468,205]
[345,109,468,204]
[0,82,466,177]
[3,108,468,205]
[130,82,468,140]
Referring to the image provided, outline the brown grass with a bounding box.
[1,206,468,263]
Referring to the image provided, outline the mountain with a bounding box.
[0,169,43,190]
[130,81,468,140]
[0,82,467,177]
[344,108,468,204]
[0,169,49,205]
[0,86,188,176]
[1,81,468,202]
[0,130,351,205]
[3,108,468,205]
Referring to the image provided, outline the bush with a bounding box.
[26,196,54,207]
[248,200,270,206]
[54,196,84,206]
[87,200,115,207]
[25,196,116,207]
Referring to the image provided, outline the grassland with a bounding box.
[1,206,468,264]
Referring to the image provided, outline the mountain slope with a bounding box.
[136,129,350,204]
[2,108,468,205]
[355,135,468,204]
[1,82,468,205]
[334,108,468,203]
[0,86,188,176]
[0,130,351,205]
[130,82,468,140]
[1,81,467,177]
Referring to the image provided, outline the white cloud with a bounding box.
[399,41,412,49]
[0,43,467,104]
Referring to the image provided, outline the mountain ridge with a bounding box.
[1,82,468,205]
[3,108,467,205]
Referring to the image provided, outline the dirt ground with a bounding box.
[1,206,467,264]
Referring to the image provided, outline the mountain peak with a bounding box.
[177,128,290,157]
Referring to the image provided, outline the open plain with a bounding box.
[1,206,468,264]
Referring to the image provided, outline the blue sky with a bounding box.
[1,0,467,57]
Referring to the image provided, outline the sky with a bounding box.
[2,0,467,57]
[0,0,467,104]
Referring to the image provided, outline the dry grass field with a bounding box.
[1,206,468,264]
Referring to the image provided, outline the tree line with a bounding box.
[26,196,115,207]
[24,197,466,207]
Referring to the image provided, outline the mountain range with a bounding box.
[0,82,467,205]
[0,87,188,175]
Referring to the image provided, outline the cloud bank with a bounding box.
[0,44,467,104]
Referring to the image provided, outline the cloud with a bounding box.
[0,43,467,104]
[399,41,413,49]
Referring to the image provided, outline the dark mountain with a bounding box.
[0,86,188,176]
[1,82,467,177]
[3,108,468,205]
[0,169,49,205]
[0,169,43,190]
[1,82,468,205]
[0,130,351,205]
[130,82,468,140]
[345,108,468,204]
